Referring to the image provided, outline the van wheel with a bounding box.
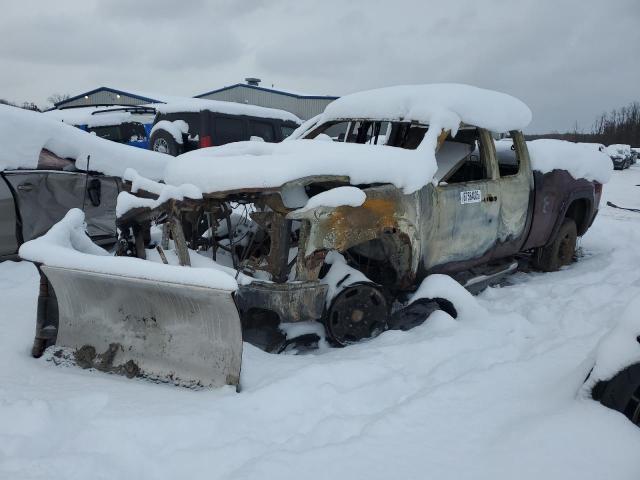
[593,363,640,426]
[532,218,577,272]
[150,130,183,156]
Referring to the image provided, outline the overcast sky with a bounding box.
[1,0,638,132]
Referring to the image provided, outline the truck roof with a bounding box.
[318,83,532,133]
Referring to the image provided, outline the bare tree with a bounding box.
[21,101,41,112]
[528,101,640,146]
[47,93,71,106]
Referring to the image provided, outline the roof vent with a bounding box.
[245,77,261,87]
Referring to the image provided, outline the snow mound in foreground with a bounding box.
[583,295,640,392]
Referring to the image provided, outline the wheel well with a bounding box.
[564,198,591,236]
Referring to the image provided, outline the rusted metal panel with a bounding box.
[235,281,328,323]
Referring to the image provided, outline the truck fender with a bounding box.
[545,188,594,246]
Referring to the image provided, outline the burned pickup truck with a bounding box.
[21,84,612,389]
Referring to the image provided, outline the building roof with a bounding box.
[195,83,339,100]
[54,87,185,108]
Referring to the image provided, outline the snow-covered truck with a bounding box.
[19,84,612,389]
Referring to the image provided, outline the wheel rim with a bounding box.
[325,284,388,346]
[153,138,169,154]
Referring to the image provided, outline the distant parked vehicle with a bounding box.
[606,144,633,170]
[44,106,156,149]
[148,99,301,156]
[0,150,119,260]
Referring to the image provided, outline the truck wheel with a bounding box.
[593,363,640,426]
[532,218,577,272]
[324,283,389,346]
[150,129,183,156]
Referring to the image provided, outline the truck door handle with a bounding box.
[17,183,34,192]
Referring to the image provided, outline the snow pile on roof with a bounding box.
[582,295,640,393]
[527,139,612,183]
[154,98,301,123]
[319,84,532,133]
[150,120,189,144]
[116,169,202,218]
[0,105,167,179]
[164,139,438,194]
[43,106,154,128]
[19,209,237,291]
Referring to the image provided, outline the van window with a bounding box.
[281,125,296,138]
[88,125,122,142]
[248,120,276,142]
[120,122,147,142]
[214,117,246,145]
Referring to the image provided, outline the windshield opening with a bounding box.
[304,120,427,150]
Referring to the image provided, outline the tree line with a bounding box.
[527,101,640,147]
[0,93,70,112]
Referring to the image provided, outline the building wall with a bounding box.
[198,86,335,120]
[59,91,150,109]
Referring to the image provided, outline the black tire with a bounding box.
[387,298,441,331]
[593,363,640,426]
[149,129,183,156]
[532,218,577,272]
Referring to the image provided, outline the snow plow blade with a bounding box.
[38,265,242,389]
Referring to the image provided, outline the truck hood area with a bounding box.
[164,139,438,195]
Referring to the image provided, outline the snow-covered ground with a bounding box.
[2,167,640,479]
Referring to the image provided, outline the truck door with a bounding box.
[3,170,119,245]
[0,175,19,258]
[423,127,502,270]
[491,131,534,258]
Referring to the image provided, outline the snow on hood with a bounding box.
[0,105,167,180]
[19,209,238,291]
[526,139,612,184]
[164,138,438,194]
[153,98,301,124]
[319,84,532,133]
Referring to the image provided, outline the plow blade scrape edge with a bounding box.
[41,265,243,388]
